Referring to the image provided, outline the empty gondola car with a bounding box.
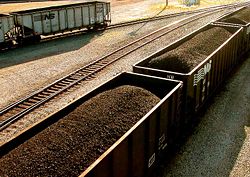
[10,0,111,44]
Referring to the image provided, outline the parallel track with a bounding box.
[1,2,248,48]
[0,2,249,131]
[41,2,248,42]
[0,3,220,49]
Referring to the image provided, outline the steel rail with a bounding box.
[107,2,247,29]
[1,2,249,50]
[39,6,211,42]
[40,2,249,42]
[0,2,222,50]
[0,3,249,131]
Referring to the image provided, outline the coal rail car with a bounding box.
[213,6,250,55]
[133,23,244,128]
[0,0,111,48]
[0,72,183,177]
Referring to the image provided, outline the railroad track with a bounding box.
[2,2,248,48]
[40,1,249,42]
[40,8,202,42]
[0,3,220,49]
[0,3,248,132]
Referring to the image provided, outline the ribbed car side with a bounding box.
[0,1,111,48]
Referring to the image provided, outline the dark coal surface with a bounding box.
[0,85,160,177]
[222,7,250,24]
[147,27,232,73]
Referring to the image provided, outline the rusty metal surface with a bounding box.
[133,23,243,126]
[0,72,183,177]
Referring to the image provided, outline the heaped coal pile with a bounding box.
[0,85,160,177]
[222,7,250,24]
[147,27,232,73]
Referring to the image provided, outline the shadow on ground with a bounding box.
[0,30,104,69]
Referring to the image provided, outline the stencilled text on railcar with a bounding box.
[193,60,212,86]
[34,14,55,22]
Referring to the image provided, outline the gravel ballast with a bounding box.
[147,26,233,73]
[0,85,160,177]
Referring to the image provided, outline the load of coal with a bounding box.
[146,27,232,73]
[0,85,160,177]
[222,7,250,24]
